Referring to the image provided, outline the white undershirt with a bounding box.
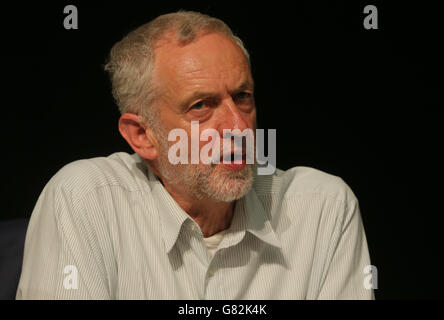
[203,229,229,258]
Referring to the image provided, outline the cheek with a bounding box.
[248,110,257,130]
[198,137,220,164]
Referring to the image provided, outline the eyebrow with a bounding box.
[179,80,254,111]
[231,81,254,95]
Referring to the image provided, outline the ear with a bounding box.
[118,113,159,160]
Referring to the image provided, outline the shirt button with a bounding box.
[208,268,215,277]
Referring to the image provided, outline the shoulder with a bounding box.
[45,152,148,201]
[253,166,357,205]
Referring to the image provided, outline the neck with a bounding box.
[153,170,234,238]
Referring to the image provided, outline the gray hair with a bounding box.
[104,10,251,127]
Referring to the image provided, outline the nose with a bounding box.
[216,96,249,134]
[214,96,252,157]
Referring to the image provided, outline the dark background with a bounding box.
[1,1,442,299]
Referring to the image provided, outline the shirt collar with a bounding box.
[146,167,281,253]
[225,186,281,249]
[147,168,191,254]
[243,187,282,249]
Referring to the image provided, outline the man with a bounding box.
[16,11,373,299]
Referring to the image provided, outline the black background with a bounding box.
[1,1,443,299]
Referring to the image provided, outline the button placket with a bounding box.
[204,256,227,299]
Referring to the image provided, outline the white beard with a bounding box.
[154,128,255,202]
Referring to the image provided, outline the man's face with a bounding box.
[150,32,257,202]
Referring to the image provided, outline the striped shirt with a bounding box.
[16,152,374,299]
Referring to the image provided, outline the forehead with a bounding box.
[153,32,251,94]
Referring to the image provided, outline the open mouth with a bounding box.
[219,152,246,171]
[221,152,246,163]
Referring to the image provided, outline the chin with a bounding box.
[204,164,255,202]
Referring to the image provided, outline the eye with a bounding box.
[190,101,205,110]
[234,92,252,101]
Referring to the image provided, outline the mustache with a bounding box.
[206,134,256,164]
